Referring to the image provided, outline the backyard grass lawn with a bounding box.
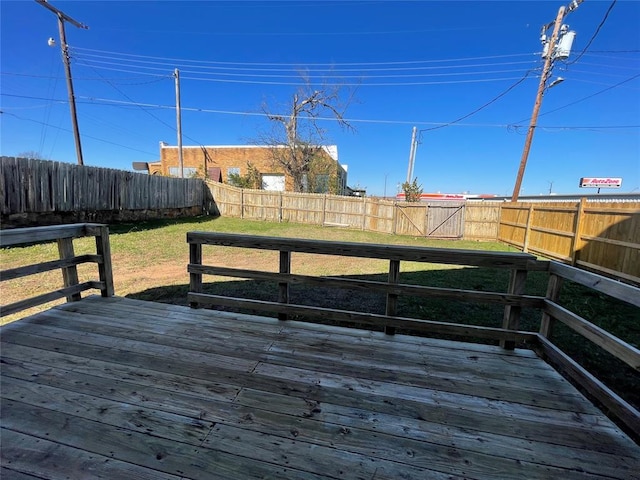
[1,215,639,412]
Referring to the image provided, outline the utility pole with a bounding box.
[174,68,184,178]
[406,126,418,183]
[511,0,582,202]
[36,0,87,166]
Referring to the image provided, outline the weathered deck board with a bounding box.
[1,295,639,480]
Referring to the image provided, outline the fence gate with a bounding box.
[425,201,465,238]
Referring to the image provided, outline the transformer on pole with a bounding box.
[511,0,582,202]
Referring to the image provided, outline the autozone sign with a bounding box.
[579,177,622,188]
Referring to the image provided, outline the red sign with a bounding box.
[579,177,622,188]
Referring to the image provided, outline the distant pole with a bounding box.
[174,68,184,178]
[37,0,87,166]
[406,126,417,183]
[511,6,566,202]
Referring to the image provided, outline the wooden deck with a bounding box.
[1,296,639,480]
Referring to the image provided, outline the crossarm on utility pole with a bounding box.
[36,0,88,166]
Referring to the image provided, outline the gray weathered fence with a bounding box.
[1,157,205,225]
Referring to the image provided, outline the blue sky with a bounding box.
[1,0,639,196]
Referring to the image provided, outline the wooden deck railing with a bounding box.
[186,231,640,436]
[535,262,640,437]
[0,223,114,317]
[187,232,548,347]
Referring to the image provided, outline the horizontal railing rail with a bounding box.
[187,232,548,345]
[537,261,640,436]
[0,223,114,317]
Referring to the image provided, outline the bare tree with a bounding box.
[260,82,356,192]
[17,151,48,160]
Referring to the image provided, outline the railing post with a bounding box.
[278,250,291,321]
[95,225,114,297]
[385,259,400,335]
[57,237,81,302]
[500,268,528,350]
[189,241,202,308]
[540,273,563,338]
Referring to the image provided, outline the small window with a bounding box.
[227,167,240,181]
[313,174,330,193]
[169,167,197,177]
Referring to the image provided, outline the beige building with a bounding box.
[144,143,348,195]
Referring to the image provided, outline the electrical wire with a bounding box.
[70,46,536,68]
[419,70,536,134]
[83,64,193,141]
[1,111,158,156]
[178,74,532,87]
[71,59,532,86]
[39,52,59,155]
[4,94,635,131]
[568,0,618,66]
[572,61,640,71]
[77,57,533,79]
[0,71,170,83]
[511,73,640,124]
[73,49,537,73]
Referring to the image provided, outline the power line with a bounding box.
[179,74,531,87]
[419,70,535,133]
[511,73,640,124]
[568,0,618,65]
[589,50,640,53]
[71,59,532,86]
[76,57,533,80]
[70,46,536,68]
[4,94,636,131]
[83,64,204,145]
[72,49,537,73]
[1,111,158,156]
[0,71,170,83]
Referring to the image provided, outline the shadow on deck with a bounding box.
[2,224,639,479]
[2,295,639,480]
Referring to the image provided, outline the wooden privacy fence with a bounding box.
[186,232,640,435]
[1,157,204,216]
[207,181,500,239]
[499,199,640,284]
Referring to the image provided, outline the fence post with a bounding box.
[95,225,115,297]
[570,197,587,265]
[240,189,245,219]
[321,194,327,226]
[361,196,367,230]
[497,202,504,242]
[189,241,202,308]
[57,237,81,302]
[278,250,291,321]
[540,272,563,338]
[523,205,534,253]
[385,259,400,335]
[500,268,528,350]
[392,202,398,235]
